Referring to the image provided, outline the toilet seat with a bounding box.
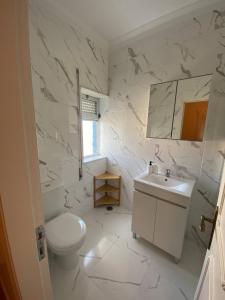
[45,212,87,256]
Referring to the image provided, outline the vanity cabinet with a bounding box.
[154,200,188,259]
[132,191,157,243]
[132,190,189,260]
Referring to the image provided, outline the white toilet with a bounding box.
[45,212,87,270]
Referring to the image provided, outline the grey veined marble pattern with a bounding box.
[102,6,225,246]
[29,0,108,216]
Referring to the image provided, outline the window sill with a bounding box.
[83,155,106,164]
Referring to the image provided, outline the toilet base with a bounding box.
[54,252,80,271]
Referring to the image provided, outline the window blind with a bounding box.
[81,94,99,121]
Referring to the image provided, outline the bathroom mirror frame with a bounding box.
[146,73,212,141]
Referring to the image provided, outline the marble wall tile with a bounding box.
[102,6,225,243]
[29,0,108,217]
[191,70,225,245]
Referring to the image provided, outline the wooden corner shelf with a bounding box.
[95,195,119,206]
[96,184,119,193]
[95,172,120,180]
[94,172,121,208]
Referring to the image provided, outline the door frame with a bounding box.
[0,196,21,300]
[0,0,53,299]
[215,164,225,291]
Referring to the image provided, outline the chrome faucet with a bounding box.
[166,169,171,178]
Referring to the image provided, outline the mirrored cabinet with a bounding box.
[146,74,212,141]
[146,81,177,138]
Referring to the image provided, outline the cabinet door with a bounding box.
[154,200,187,259]
[132,191,157,243]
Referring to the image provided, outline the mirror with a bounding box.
[146,81,177,138]
[146,74,212,141]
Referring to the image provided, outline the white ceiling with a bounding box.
[51,0,222,44]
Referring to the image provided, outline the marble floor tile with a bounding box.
[50,255,108,300]
[117,237,201,299]
[82,206,133,240]
[138,263,189,300]
[78,212,119,258]
[87,242,148,284]
[91,277,138,300]
[79,256,100,273]
[70,269,107,300]
[139,276,189,300]
[49,255,79,300]
[49,207,204,300]
[78,233,117,259]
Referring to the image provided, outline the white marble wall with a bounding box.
[29,0,108,216]
[102,7,225,244]
[193,72,225,245]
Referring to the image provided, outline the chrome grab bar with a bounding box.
[76,68,83,180]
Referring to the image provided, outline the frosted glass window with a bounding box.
[82,120,98,157]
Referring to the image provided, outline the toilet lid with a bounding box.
[45,212,87,253]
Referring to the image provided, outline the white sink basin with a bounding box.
[134,172,195,206]
[142,173,185,188]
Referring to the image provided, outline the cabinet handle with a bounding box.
[199,206,218,249]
